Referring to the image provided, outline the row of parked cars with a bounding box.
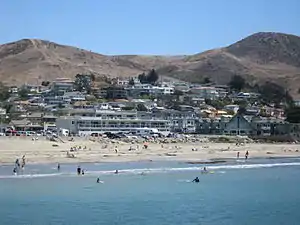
[2,130,58,137]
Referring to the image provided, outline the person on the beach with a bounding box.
[57,163,60,171]
[77,166,81,175]
[237,152,240,159]
[143,142,148,149]
[245,151,249,160]
[192,177,200,183]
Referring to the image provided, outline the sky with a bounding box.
[0,0,299,55]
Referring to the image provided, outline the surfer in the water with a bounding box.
[97,178,100,183]
[115,170,119,174]
[57,163,60,171]
[192,177,200,183]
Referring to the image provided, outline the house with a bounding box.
[223,114,254,136]
[105,86,128,99]
[151,108,197,133]
[0,107,6,116]
[22,84,42,93]
[251,116,286,136]
[63,91,86,102]
[173,83,190,93]
[51,78,74,94]
[9,119,43,131]
[223,105,240,114]
[9,86,18,93]
[183,95,205,106]
[190,86,220,100]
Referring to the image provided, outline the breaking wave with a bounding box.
[1,162,300,179]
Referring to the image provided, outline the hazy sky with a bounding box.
[1,0,299,55]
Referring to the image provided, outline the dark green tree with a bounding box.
[0,83,10,101]
[41,81,50,86]
[74,74,92,94]
[147,69,159,85]
[18,87,29,100]
[128,78,135,86]
[138,73,147,84]
[259,82,293,106]
[286,106,300,123]
[228,75,246,91]
[203,77,211,84]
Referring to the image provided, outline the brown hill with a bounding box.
[158,32,300,97]
[0,39,172,85]
[0,32,300,97]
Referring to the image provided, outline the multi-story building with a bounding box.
[56,110,170,135]
[51,78,74,94]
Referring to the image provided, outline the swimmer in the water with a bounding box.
[77,166,81,175]
[13,167,17,175]
[192,177,200,183]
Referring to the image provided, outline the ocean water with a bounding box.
[1,158,300,225]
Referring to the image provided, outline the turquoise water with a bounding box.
[1,159,300,225]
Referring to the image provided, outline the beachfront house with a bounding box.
[223,114,253,136]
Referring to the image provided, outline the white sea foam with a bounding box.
[1,162,300,179]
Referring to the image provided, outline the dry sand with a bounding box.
[0,136,300,165]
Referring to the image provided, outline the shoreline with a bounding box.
[1,137,300,166]
[1,153,300,167]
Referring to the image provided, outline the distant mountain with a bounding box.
[1,32,300,97]
[0,39,172,86]
[158,32,300,97]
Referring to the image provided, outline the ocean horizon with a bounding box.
[1,158,300,225]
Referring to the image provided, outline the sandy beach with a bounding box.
[0,136,300,165]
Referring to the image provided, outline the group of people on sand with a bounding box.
[70,145,87,152]
[13,155,26,175]
[236,151,249,160]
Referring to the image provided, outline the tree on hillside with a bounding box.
[286,106,300,123]
[138,69,159,84]
[41,81,50,86]
[0,83,10,101]
[203,77,211,84]
[128,78,135,86]
[147,69,159,85]
[74,74,92,94]
[18,87,29,100]
[228,75,246,91]
[259,82,293,106]
[138,73,147,84]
